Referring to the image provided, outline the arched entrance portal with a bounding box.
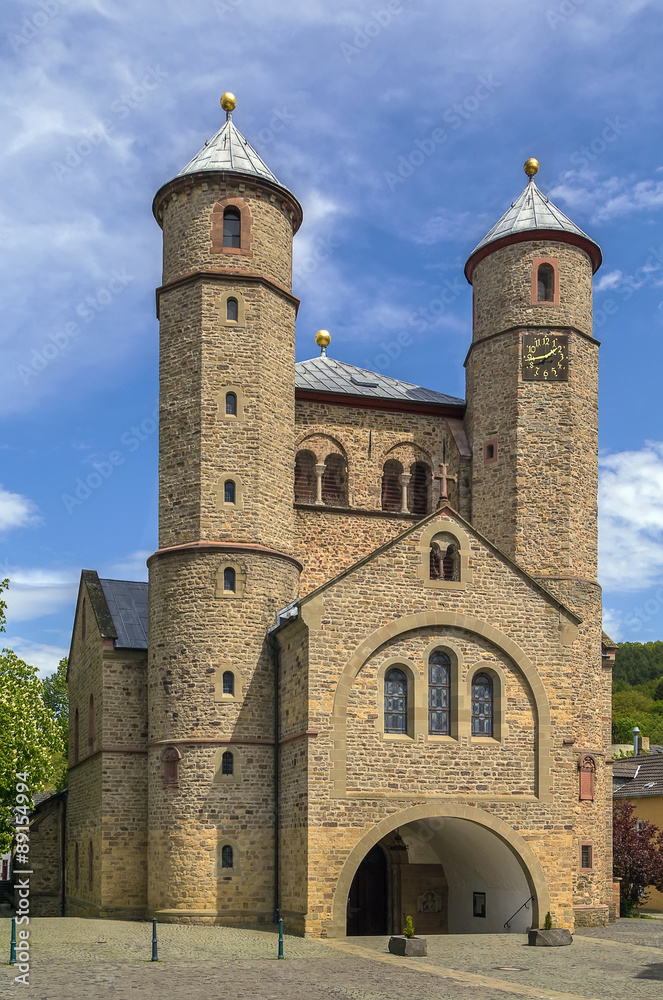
[340,809,548,937]
[347,844,388,935]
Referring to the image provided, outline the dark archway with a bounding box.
[346,844,387,935]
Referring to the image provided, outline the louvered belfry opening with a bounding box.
[294,449,317,502]
[322,453,348,506]
[409,462,430,515]
[381,459,403,511]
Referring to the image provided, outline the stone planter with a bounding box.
[528,928,573,947]
[388,935,427,957]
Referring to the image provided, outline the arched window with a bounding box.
[381,459,403,511]
[222,670,234,695]
[322,453,348,506]
[579,755,596,801]
[224,480,236,504]
[537,262,555,302]
[88,840,94,890]
[74,842,79,886]
[223,207,241,248]
[74,707,79,763]
[223,567,236,592]
[428,650,451,734]
[221,751,234,776]
[471,673,493,736]
[87,693,95,754]
[409,462,429,515]
[294,449,317,502]
[162,746,181,787]
[225,392,237,416]
[221,844,234,868]
[442,542,459,581]
[384,667,408,734]
[226,297,238,322]
[430,541,442,579]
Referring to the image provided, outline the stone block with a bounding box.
[528,928,573,947]
[388,935,427,957]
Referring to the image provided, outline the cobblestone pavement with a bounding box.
[0,919,661,999]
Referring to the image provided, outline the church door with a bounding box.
[346,844,388,935]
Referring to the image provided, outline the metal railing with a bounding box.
[504,895,535,929]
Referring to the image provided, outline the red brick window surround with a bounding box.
[579,841,594,871]
[579,754,596,800]
[531,257,560,306]
[483,439,498,465]
[211,197,254,257]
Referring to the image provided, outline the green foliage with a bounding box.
[613,800,663,913]
[612,643,663,745]
[0,646,63,853]
[403,915,415,939]
[544,911,553,930]
[41,657,69,791]
[0,578,7,633]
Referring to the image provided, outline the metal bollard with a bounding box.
[278,917,284,959]
[151,917,158,962]
[10,917,16,964]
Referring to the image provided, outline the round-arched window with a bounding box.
[384,667,408,734]
[471,673,493,736]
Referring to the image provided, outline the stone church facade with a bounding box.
[63,95,615,937]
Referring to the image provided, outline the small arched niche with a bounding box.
[418,521,472,590]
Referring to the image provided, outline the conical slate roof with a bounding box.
[178,116,282,186]
[465,177,601,279]
[295,355,464,408]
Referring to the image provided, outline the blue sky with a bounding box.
[1,0,663,676]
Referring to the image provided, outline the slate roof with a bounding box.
[99,579,148,650]
[613,753,663,798]
[177,116,283,187]
[295,356,464,407]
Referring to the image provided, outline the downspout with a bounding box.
[270,633,281,924]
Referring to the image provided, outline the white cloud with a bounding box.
[106,549,150,582]
[599,441,663,592]
[550,172,663,224]
[0,486,40,533]
[4,637,69,679]
[594,270,624,292]
[601,609,623,642]
[2,568,79,624]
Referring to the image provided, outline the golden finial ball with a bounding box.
[315,330,331,348]
[221,92,237,112]
[524,158,539,177]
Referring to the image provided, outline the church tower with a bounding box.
[464,158,602,610]
[147,94,303,922]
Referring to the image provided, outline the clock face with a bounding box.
[522,333,569,381]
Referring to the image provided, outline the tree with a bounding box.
[42,656,69,792]
[0,579,64,852]
[613,800,663,915]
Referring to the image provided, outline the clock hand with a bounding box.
[527,348,556,362]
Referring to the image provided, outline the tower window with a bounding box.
[221,751,234,776]
[428,650,451,734]
[537,262,555,302]
[223,567,236,592]
[409,462,430,515]
[294,450,317,503]
[221,844,234,868]
[384,667,408,734]
[580,843,593,870]
[381,459,403,511]
[471,673,493,736]
[222,670,234,695]
[162,746,181,787]
[225,392,237,416]
[322,453,348,506]
[226,297,238,322]
[223,207,241,248]
[224,480,236,504]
